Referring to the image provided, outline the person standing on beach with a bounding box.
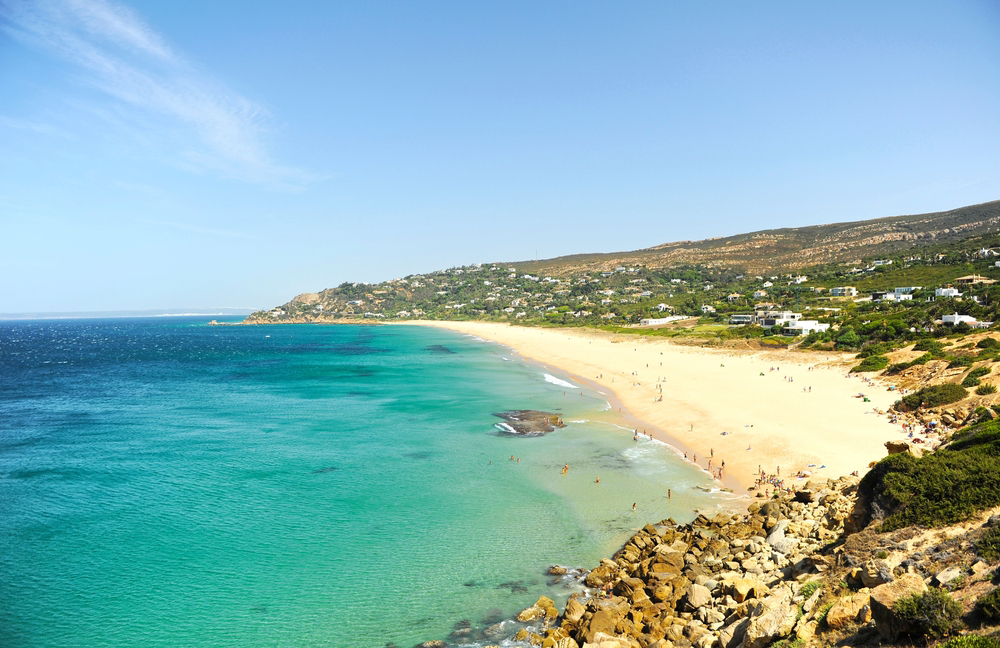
[632,502,637,512]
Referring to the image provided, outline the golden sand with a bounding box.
[408,321,903,493]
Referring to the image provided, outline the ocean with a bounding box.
[0,318,735,647]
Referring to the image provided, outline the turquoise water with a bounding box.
[0,318,733,647]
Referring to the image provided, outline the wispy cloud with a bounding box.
[1,0,309,188]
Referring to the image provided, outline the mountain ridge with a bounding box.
[507,199,1000,276]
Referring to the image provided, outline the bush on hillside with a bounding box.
[979,526,1000,562]
[978,384,998,396]
[859,342,895,358]
[950,356,977,369]
[886,353,935,375]
[915,339,947,355]
[852,355,890,373]
[976,586,1000,621]
[964,376,984,388]
[892,588,963,639]
[836,327,860,350]
[978,338,1000,349]
[897,384,968,410]
[859,421,1000,530]
[970,367,993,380]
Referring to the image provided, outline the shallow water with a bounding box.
[0,318,735,647]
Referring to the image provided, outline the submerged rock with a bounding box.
[492,410,566,436]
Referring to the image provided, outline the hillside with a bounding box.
[243,199,1000,326]
[511,200,1000,276]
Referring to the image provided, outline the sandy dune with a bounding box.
[408,321,903,494]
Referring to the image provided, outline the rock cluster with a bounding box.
[508,477,861,648]
[493,410,567,436]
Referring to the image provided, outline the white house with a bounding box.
[656,303,670,312]
[758,311,802,327]
[701,305,716,314]
[942,313,976,325]
[783,320,830,335]
[935,287,962,298]
[726,293,742,302]
[640,315,688,326]
[830,286,858,297]
[729,314,754,325]
[753,290,769,299]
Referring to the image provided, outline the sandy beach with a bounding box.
[407,321,903,495]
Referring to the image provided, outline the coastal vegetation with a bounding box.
[857,420,1000,530]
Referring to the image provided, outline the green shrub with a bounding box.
[964,376,983,388]
[852,355,890,373]
[836,327,860,350]
[976,587,1000,621]
[799,581,821,599]
[876,549,889,559]
[978,338,1000,349]
[915,339,947,355]
[940,636,1000,648]
[892,588,963,639]
[859,342,894,358]
[886,352,935,375]
[978,527,1000,562]
[950,355,977,368]
[969,367,992,380]
[978,384,998,395]
[898,383,968,410]
[861,421,1000,529]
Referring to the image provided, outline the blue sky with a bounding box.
[2,1,999,312]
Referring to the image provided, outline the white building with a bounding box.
[935,287,962,298]
[942,313,976,325]
[701,305,716,314]
[758,311,802,327]
[729,314,754,325]
[753,290,768,299]
[783,320,830,335]
[830,286,858,297]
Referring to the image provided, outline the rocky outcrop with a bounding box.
[492,410,567,436]
[869,573,928,641]
[534,478,863,648]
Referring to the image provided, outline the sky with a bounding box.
[2,1,1000,313]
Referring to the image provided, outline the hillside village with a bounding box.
[245,237,1000,355]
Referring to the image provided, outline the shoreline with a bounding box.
[401,321,902,497]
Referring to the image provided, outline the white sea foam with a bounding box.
[493,422,517,435]
[543,373,577,389]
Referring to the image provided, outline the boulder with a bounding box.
[934,566,964,587]
[564,598,586,624]
[683,584,713,611]
[553,638,580,648]
[726,578,768,603]
[583,631,628,648]
[584,610,618,644]
[824,590,872,629]
[718,617,750,648]
[884,440,911,455]
[870,573,928,641]
[861,559,894,588]
[586,565,615,587]
[741,587,798,648]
